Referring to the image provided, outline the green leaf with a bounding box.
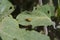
[0,17,50,40]
[57,7,60,21]
[0,0,14,21]
[56,0,60,22]
[34,4,55,17]
[16,11,53,28]
[58,0,60,7]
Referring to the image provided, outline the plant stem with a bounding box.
[39,0,43,6]
[44,26,48,35]
[49,0,53,5]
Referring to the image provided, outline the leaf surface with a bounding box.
[16,11,53,28]
[0,0,14,21]
[0,17,50,40]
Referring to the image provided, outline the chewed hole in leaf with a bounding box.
[0,37,2,40]
[34,26,44,32]
[47,11,50,14]
[19,24,32,31]
[9,7,12,10]
[26,25,32,31]
[19,24,26,29]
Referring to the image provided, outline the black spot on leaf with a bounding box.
[9,7,12,10]
[47,11,50,14]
